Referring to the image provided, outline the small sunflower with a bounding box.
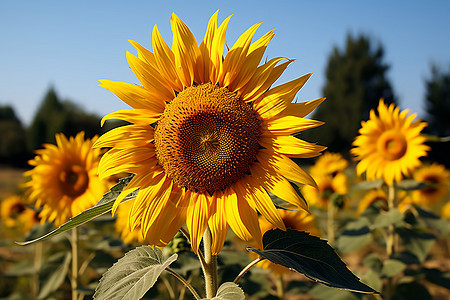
[441,201,450,219]
[310,152,348,178]
[255,209,320,275]
[95,12,325,254]
[302,173,348,210]
[412,163,449,206]
[0,195,40,233]
[357,189,388,214]
[352,100,429,186]
[24,132,107,226]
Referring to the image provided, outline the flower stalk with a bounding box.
[201,226,218,298]
[71,228,79,300]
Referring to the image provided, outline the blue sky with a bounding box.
[1,1,449,125]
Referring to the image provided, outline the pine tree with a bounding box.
[304,34,396,153]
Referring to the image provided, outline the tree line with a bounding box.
[1,33,449,167]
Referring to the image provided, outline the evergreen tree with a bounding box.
[305,34,396,153]
[0,105,28,165]
[424,64,450,136]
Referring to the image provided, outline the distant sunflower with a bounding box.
[0,195,40,233]
[352,100,429,185]
[357,189,388,214]
[310,152,348,178]
[302,173,348,210]
[24,132,107,226]
[441,201,450,219]
[412,163,449,206]
[255,209,319,275]
[94,12,325,254]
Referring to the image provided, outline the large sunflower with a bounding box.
[24,132,107,226]
[412,163,449,206]
[352,100,429,186]
[95,12,325,254]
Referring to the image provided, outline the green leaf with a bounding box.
[396,179,427,191]
[381,259,406,277]
[16,175,137,245]
[372,208,404,228]
[396,228,436,262]
[352,179,383,190]
[247,229,378,294]
[94,246,177,300]
[38,251,71,299]
[309,284,359,300]
[337,218,372,254]
[203,282,245,300]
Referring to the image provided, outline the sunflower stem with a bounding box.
[233,257,263,284]
[166,267,201,300]
[32,242,43,298]
[202,226,218,298]
[275,274,285,299]
[71,228,79,300]
[327,198,335,245]
[386,184,396,256]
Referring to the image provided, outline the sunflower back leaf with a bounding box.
[16,175,137,245]
[94,246,177,300]
[247,229,378,294]
[202,282,245,300]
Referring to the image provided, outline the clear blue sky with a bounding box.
[1,1,449,125]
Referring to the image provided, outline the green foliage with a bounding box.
[17,175,137,245]
[0,105,27,164]
[94,246,177,300]
[205,282,245,300]
[38,252,71,299]
[305,34,396,152]
[26,87,104,152]
[247,229,378,294]
[424,64,450,137]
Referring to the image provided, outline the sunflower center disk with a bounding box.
[377,130,408,160]
[58,164,90,198]
[155,83,262,193]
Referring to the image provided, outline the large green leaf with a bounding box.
[38,251,72,299]
[203,282,245,300]
[247,229,378,294]
[16,175,137,245]
[94,246,178,300]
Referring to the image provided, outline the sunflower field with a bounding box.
[1,11,449,300]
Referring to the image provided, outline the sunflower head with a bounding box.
[24,132,108,226]
[302,173,348,210]
[357,189,388,214]
[352,100,429,186]
[310,152,348,178]
[0,195,40,233]
[95,11,325,254]
[412,163,449,206]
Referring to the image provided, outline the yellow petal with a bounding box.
[186,191,210,254]
[171,13,203,87]
[208,190,228,255]
[98,80,165,112]
[100,109,160,127]
[152,25,183,92]
[224,185,262,247]
[254,73,312,119]
[251,163,309,213]
[260,135,326,158]
[279,98,326,118]
[126,51,175,101]
[264,115,324,136]
[257,149,317,188]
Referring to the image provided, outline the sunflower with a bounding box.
[357,189,388,214]
[411,163,449,206]
[441,201,450,219]
[94,12,325,254]
[302,173,348,210]
[24,132,107,226]
[352,100,429,186]
[255,209,320,275]
[310,152,348,178]
[0,195,40,233]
